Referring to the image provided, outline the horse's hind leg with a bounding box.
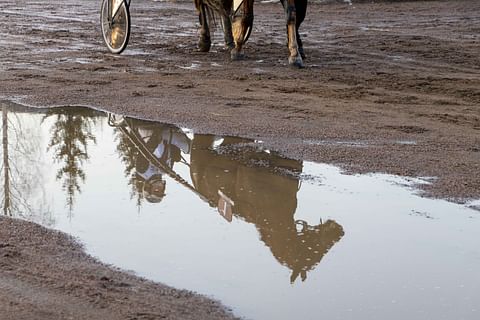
[196,0,211,52]
[294,0,307,59]
[230,0,254,60]
[281,0,304,68]
[222,14,235,50]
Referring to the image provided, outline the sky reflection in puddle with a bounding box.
[1,102,478,320]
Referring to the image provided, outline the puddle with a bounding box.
[1,102,479,320]
[396,140,417,145]
[68,57,101,65]
[305,139,419,147]
[176,62,201,70]
[305,139,371,148]
[360,26,392,32]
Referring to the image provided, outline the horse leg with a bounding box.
[221,3,235,50]
[281,0,304,68]
[295,0,307,59]
[196,0,211,52]
[230,0,254,60]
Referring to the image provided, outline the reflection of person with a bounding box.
[128,120,191,203]
[189,135,344,283]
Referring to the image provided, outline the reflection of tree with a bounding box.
[2,106,10,216]
[114,126,144,207]
[1,104,53,225]
[44,108,98,213]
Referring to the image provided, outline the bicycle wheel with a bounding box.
[100,0,131,54]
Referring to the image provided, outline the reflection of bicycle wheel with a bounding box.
[100,0,131,54]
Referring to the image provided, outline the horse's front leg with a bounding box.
[284,0,304,68]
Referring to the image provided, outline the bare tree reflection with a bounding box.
[0,103,53,225]
[114,125,144,207]
[44,107,98,214]
[2,106,10,216]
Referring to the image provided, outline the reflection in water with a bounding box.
[2,103,479,320]
[112,115,192,206]
[0,104,53,225]
[44,107,99,213]
[2,106,10,216]
[110,114,344,283]
[1,104,343,284]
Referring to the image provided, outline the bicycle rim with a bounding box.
[100,0,131,54]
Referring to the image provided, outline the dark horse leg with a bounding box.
[293,0,307,59]
[195,0,212,52]
[195,0,237,53]
[222,15,235,50]
[280,0,307,67]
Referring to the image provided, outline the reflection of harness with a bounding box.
[107,113,213,205]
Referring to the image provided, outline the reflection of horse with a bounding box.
[110,115,344,281]
[190,135,344,282]
[195,0,308,68]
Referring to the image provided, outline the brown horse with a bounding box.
[195,0,307,68]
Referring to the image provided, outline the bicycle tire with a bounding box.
[100,0,131,54]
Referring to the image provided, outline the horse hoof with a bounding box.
[197,40,211,52]
[230,50,245,61]
[289,55,305,68]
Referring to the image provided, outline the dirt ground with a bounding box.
[0,0,479,318]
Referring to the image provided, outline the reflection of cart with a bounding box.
[107,113,214,205]
[100,0,252,54]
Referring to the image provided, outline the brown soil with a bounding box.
[0,0,479,319]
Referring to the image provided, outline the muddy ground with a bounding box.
[0,0,479,318]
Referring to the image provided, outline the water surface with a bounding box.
[1,102,478,320]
